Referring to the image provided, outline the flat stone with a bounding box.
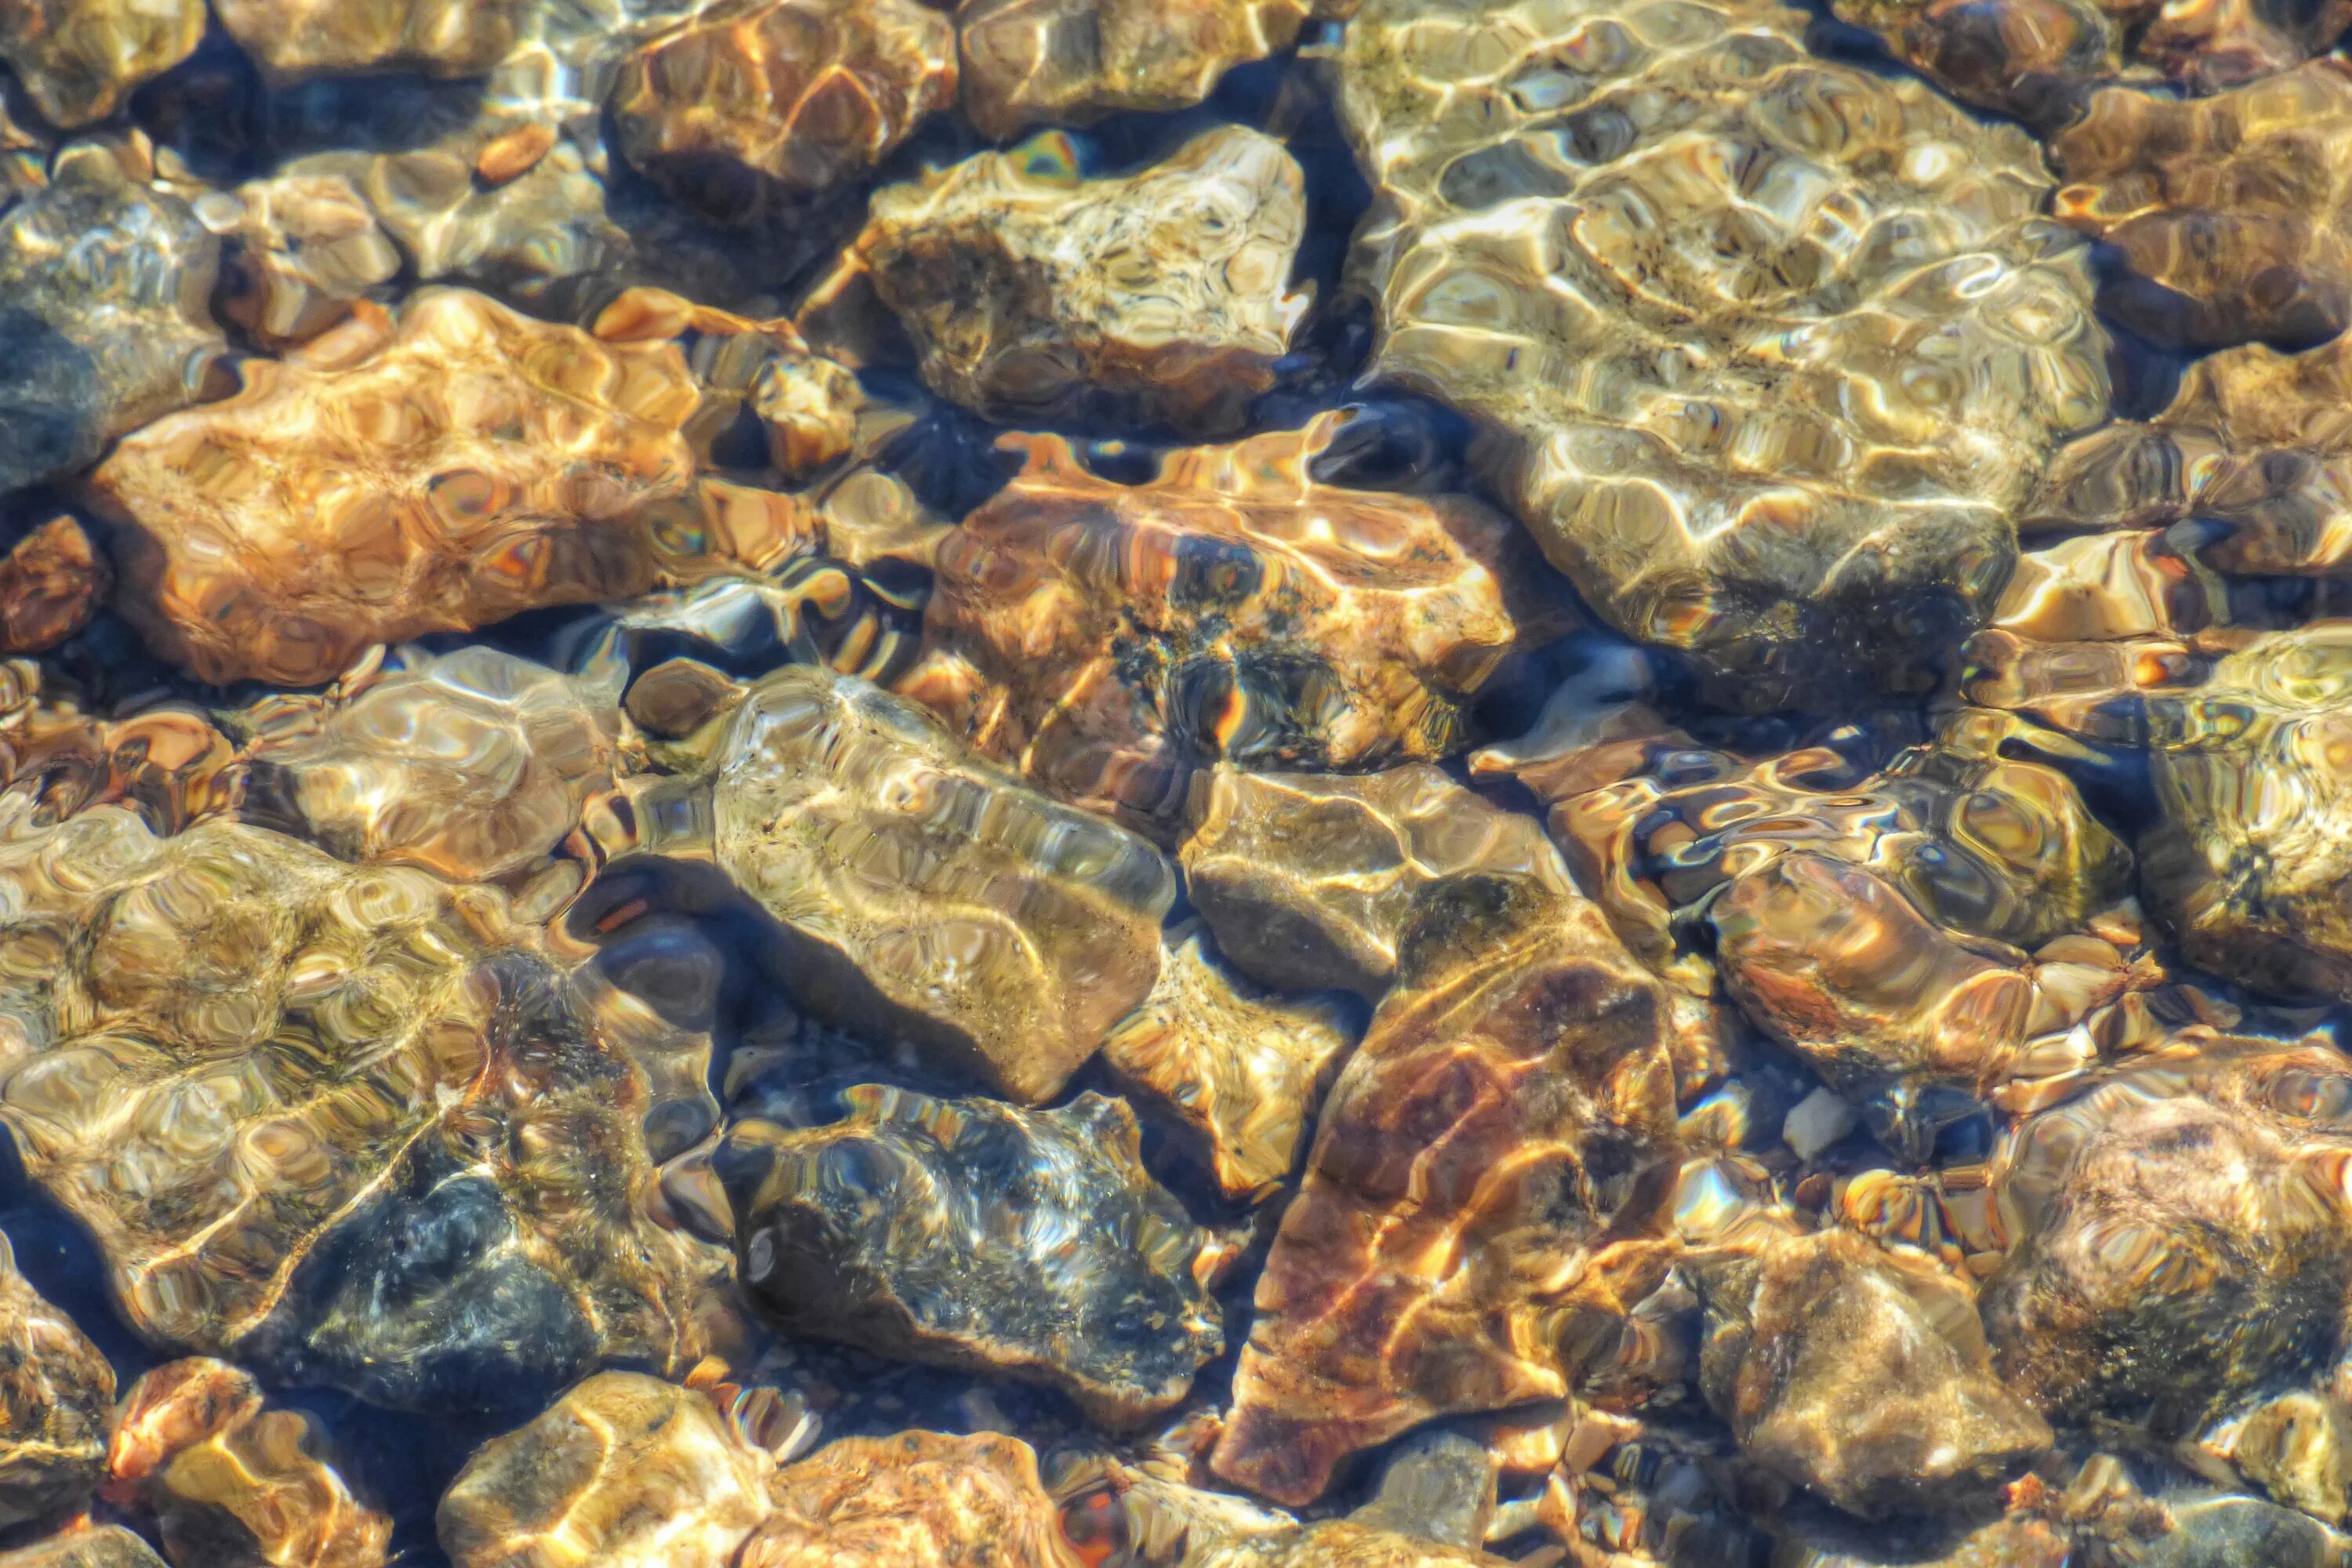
[738,1430,1083,1568]
[212,0,539,82]
[956,0,1321,137]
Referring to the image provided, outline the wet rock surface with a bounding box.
[0,1232,113,1531]
[741,1429,1081,1568]
[0,0,206,128]
[856,125,1310,434]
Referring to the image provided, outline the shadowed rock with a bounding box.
[0,518,108,656]
[0,0,205,126]
[0,1232,112,1532]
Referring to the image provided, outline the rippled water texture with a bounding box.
[13,0,2352,1564]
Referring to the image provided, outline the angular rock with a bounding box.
[1830,0,2352,124]
[1180,764,1577,1000]
[738,1430,1083,1568]
[652,664,1175,1103]
[2231,1390,2352,1525]
[720,1087,1223,1423]
[212,0,538,82]
[0,0,206,126]
[1983,1034,2352,1436]
[898,417,1547,836]
[0,1230,113,1531]
[107,1359,390,1568]
[1546,713,2136,1150]
[0,1529,169,1568]
[203,176,402,350]
[2050,61,2352,348]
[1693,1225,2049,1518]
[1211,871,1681,1505]
[0,517,108,656]
[239,647,619,886]
[0,807,732,1410]
[956,0,1320,137]
[439,1371,776,1568]
[86,287,786,688]
[1768,1507,2076,1567]
[1332,0,2111,706]
[856,125,1309,434]
[1102,923,1355,1200]
[0,151,223,496]
[612,0,956,209]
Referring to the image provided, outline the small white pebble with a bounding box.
[1782,1087,1857,1161]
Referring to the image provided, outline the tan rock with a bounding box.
[205,175,401,350]
[0,1230,113,1531]
[0,0,206,126]
[739,1431,1083,1568]
[956,0,1317,137]
[212,0,538,83]
[856,125,1309,433]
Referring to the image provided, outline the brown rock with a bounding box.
[0,807,732,1410]
[956,0,1318,138]
[1332,0,2111,707]
[644,663,1175,1103]
[740,1430,1082,1568]
[437,1372,775,1568]
[0,517,108,655]
[0,1527,168,1568]
[2233,1391,2352,1525]
[1185,1522,1502,1567]
[0,1230,113,1531]
[1210,871,1680,1505]
[613,0,956,209]
[1983,1033,2352,1436]
[87,287,797,688]
[108,1359,390,1568]
[2050,60,2352,347]
[212,0,537,83]
[1102,921,1356,1200]
[720,1087,1222,1422]
[0,0,206,126]
[205,176,401,350]
[1693,1225,2049,1518]
[898,416,1547,838]
[1179,764,1575,1000]
[855,125,1309,433]
[239,646,619,886]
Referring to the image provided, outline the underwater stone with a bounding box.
[0,152,223,498]
[212,0,539,82]
[691,664,1175,1103]
[721,1087,1223,1424]
[204,176,402,350]
[1179,763,1577,1000]
[898,415,1546,837]
[955,0,1323,137]
[1331,0,2111,707]
[239,647,619,886]
[2049,60,2352,348]
[0,0,205,127]
[0,1231,112,1532]
[438,1371,775,1568]
[1211,871,1679,1505]
[739,1430,1083,1568]
[1185,1523,1504,1567]
[0,1530,168,1568]
[1983,1034,2352,1436]
[612,0,956,209]
[0,517,108,656]
[1102,921,1356,1201]
[855,125,1309,434]
[86,287,778,688]
[1693,1225,2049,1518]
[107,1359,390,1568]
[0,807,731,1410]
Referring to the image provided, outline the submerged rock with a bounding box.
[1331,0,2110,706]
[613,0,956,210]
[1185,1522,1503,1566]
[87,287,787,688]
[0,1231,113,1531]
[1693,1224,2049,1518]
[898,416,1548,837]
[107,1359,390,1568]
[1982,1034,2352,1436]
[652,663,1174,1103]
[0,517,108,656]
[203,176,403,350]
[0,807,731,1410]
[956,0,1327,137]
[720,1087,1224,1423]
[1102,923,1355,1201]
[856,125,1310,434]
[0,1530,169,1568]
[0,152,223,498]
[438,1371,775,1568]
[2049,61,2352,347]
[212,0,538,82]
[1212,872,1680,1505]
[1179,764,1577,1000]
[740,1430,1083,1568]
[0,0,205,126]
